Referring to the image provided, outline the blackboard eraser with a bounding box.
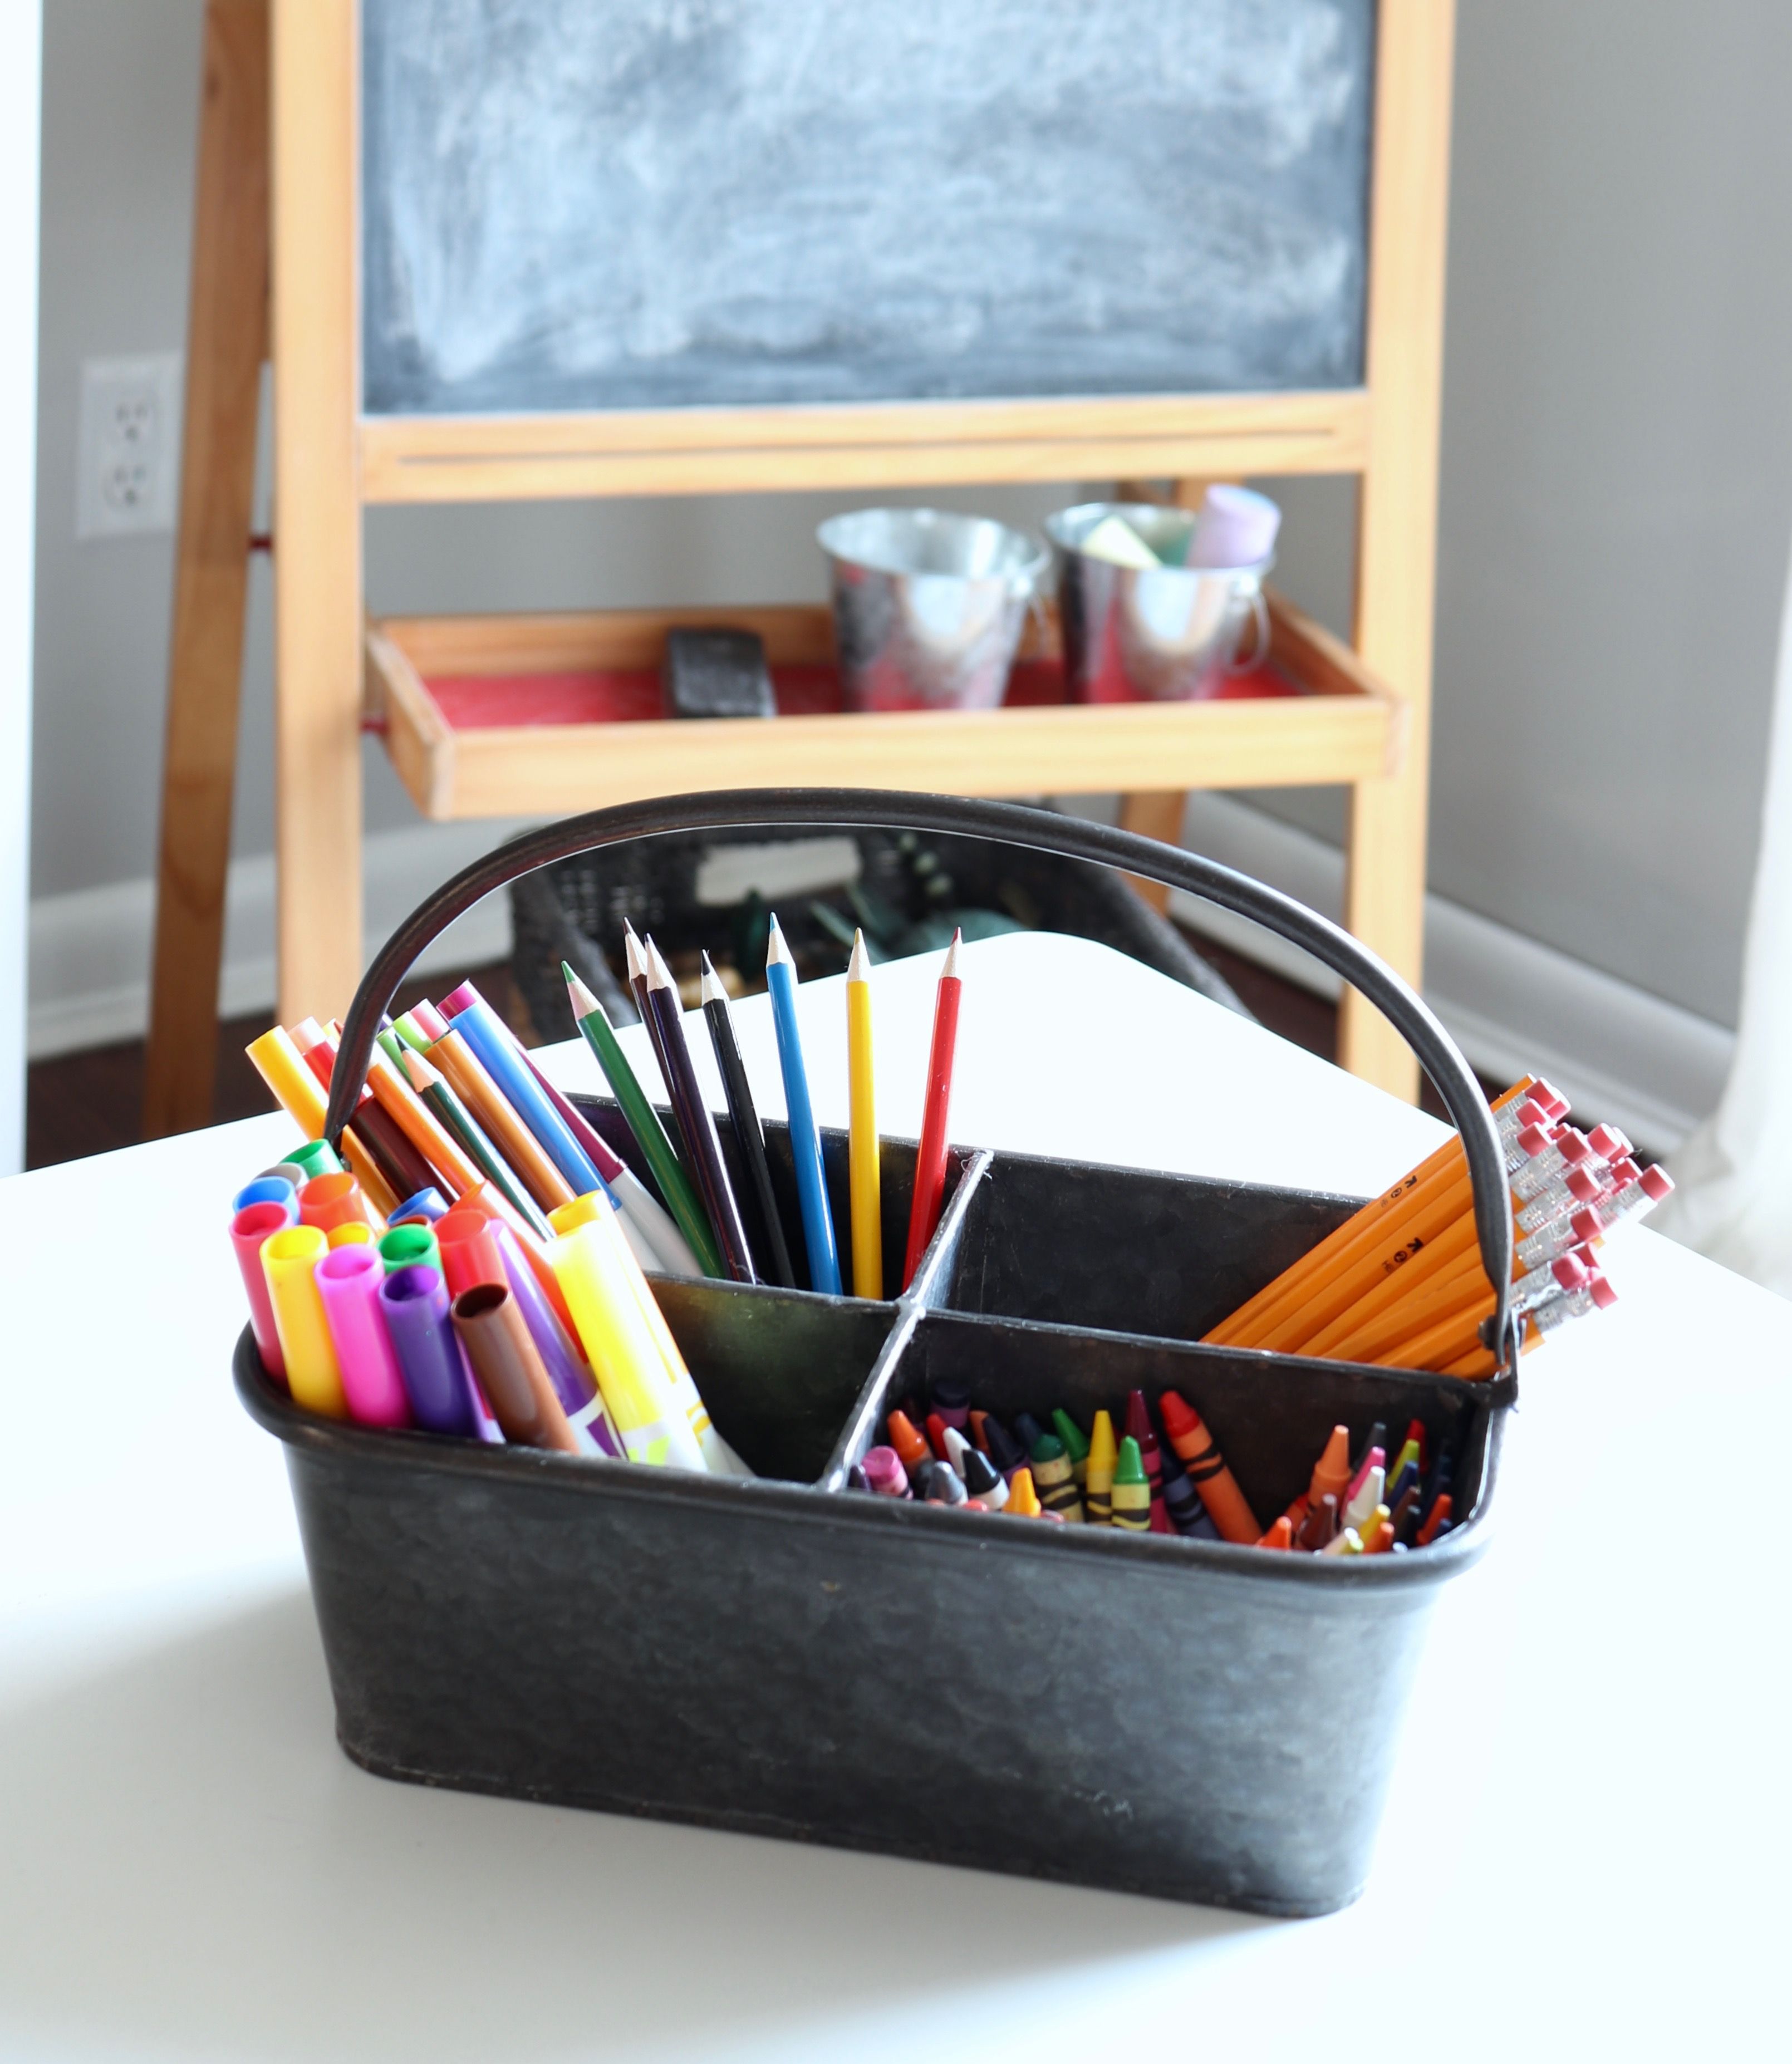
[662,628,777,720]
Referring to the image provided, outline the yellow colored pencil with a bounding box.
[846,931,882,1300]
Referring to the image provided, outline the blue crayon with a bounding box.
[439,985,614,1203]
[378,1262,483,1437]
[1386,1458,1422,1512]
[1013,1411,1050,1458]
[390,1185,451,1223]
[232,1174,297,1222]
[764,916,842,1295]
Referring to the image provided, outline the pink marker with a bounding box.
[315,1242,413,1427]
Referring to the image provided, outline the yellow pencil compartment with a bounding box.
[235,791,1519,1919]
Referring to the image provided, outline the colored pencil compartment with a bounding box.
[237,790,1519,1916]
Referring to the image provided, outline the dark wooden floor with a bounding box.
[24,935,1452,1169]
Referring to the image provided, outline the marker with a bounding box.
[863,1446,911,1499]
[1156,1392,1261,1544]
[845,931,884,1299]
[762,917,843,1295]
[435,1206,509,1297]
[314,1242,413,1427]
[428,1028,576,1213]
[232,1174,297,1221]
[230,1200,293,1382]
[260,1224,347,1419]
[1109,1438,1151,1531]
[378,1263,483,1437]
[259,1159,309,1190]
[1029,1434,1084,1522]
[390,1186,450,1224]
[902,931,963,1287]
[451,1281,582,1453]
[298,1171,375,1236]
[1050,1408,1091,1488]
[1084,1410,1118,1525]
[486,1216,620,1456]
[378,1221,440,1276]
[961,1446,1008,1511]
[1006,1467,1044,1520]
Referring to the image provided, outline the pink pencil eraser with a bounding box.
[1514,1099,1549,1131]
[1532,1081,1569,1119]
[1587,1273,1618,1310]
[1559,1131,1592,1165]
[1552,1254,1588,1292]
[1566,1166,1602,1205]
[1517,1124,1551,1159]
[1641,1165,1675,1202]
[1588,1124,1629,1161]
[1570,1207,1604,1244]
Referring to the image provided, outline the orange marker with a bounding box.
[1156,1392,1260,1544]
[1257,1516,1294,1550]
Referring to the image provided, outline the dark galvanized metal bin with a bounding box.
[238,791,1519,1916]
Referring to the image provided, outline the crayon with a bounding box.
[1013,1411,1050,1458]
[390,1186,450,1223]
[378,1221,440,1276]
[1319,1526,1363,1556]
[1297,1492,1340,1551]
[314,1242,413,1428]
[232,1174,297,1221]
[564,965,723,1279]
[1386,1458,1421,1512]
[1157,1391,1261,1544]
[968,1408,992,1453]
[1353,1422,1388,1477]
[1123,1390,1172,1534]
[765,916,843,1295]
[1342,1463,1386,1536]
[642,940,758,1284]
[981,1414,1027,1484]
[327,1222,372,1247]
[1109,1437,1151,1531]
[941,1426,976,1481]
[922,1460,968,1507]
[1029,1433,1085,1522]
[1346,1446,1387,1510]
[931,1379,971,1433]
[961,1446,1008,1511]
[298,1171,374,1235]
[379,1262,482,1437]
[547,1219,706,1472]
[1258,1516,1294,1550]
[230,1200,292,1382]
[1403,1417,1428,1470]
[1084,1410,1117,1525]
[260,1225,347,1419]
[1050,1408,1091,1488]
[886,1409,932,1490]
[1392,1486,1423,1547]
[925,1411,951,1461]
[451,1282,582,1453]
[1006,1467,1044,1520]
[1389,1437,1422,1488]
[845,931,883,1299]
[1359,1505,1395,1555]
[438,984,610,1199]
[429,1028,576,1213]
[1279,1492,1311,1534]
[286,1138,344,1184]
[902,931,963,1287]
[1416,1494,1454,1546]
[1159,1447,1205,1536]
[863,1446,911,1498]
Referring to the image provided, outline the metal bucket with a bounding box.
[819,508,1048,712]
[1047,502,1272,703]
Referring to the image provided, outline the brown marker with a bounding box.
[450,1281,581,1453]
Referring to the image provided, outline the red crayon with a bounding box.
[969,1409,992,1453]
[902,933,963,1288]
[1122,1389,1174,1534]
[925,1411,951,1462]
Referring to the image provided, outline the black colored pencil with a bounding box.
[699,952,796,1287]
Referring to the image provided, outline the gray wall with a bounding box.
[31,0,1792,1033]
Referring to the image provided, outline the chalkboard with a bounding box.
[361,0,1374,417]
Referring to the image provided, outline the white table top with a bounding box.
[0,932,1782,2061]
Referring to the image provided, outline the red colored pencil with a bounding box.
[902,931,963,1287]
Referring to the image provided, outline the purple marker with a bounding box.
[315,1243,413,1428]
[488,1220,620,1458]
[378,1262,484,1438]
[862,1446,912,1500]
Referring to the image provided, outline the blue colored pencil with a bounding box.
[765,916,842,1295]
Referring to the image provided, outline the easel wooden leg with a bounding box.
[142,0,269,1139]
[272,0,364,1028]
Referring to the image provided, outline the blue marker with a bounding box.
[764,916,842,1295]
[389,1185,451,1223]
[438,982,614,1203]
[232,1174,297,1222]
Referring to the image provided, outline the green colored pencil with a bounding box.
[563,961,724,1277]
[399,1046,551,1237]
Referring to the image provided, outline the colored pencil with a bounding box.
[846,930,882,1299]
[642,941,757,1283]
[902,930,963,1289]
[427,1028,576,1213]
[564,964,724,1279]
[699,952,795,1288]
[765,915,842,1295]
[624,926,693,1169]
[398,1047,549,1236]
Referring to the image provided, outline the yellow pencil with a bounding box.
[846,931,882,1299]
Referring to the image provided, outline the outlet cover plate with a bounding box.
[76,352,183,539]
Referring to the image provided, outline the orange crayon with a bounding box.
[1258,1516,1294,1550]
[1156,1392,1260,1544]
[1308,1426,1352,1507]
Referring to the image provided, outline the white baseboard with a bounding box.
[27,817,535,1061]
[1169,793,1733,1156]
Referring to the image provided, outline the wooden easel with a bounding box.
[144,0,1455,1137]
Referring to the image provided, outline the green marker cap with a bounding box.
[288,1138,344,1182]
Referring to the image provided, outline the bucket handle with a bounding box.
[325,790,1517,1384]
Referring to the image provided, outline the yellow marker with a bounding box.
[548,1219,706,1471]
[326,1221,373,1247]
[246,1026,328,1138]
[846,931,882,1300]
[261,1225,347,1418]
[1084,1409,1118,1525]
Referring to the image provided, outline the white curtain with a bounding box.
[1657,528,1792,1293]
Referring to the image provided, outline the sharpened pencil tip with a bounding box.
[847,929,871,982]
[699,954,728,1007]
[765,915,794,970]
[565,969,602,1021]
[400,1046,440,1090]
[941,930,961,980]
[623,930,645,984]
[645,937,677,991]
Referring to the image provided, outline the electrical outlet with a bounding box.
[76,353,183,539]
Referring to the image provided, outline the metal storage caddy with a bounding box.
[238,791,1519,1917]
